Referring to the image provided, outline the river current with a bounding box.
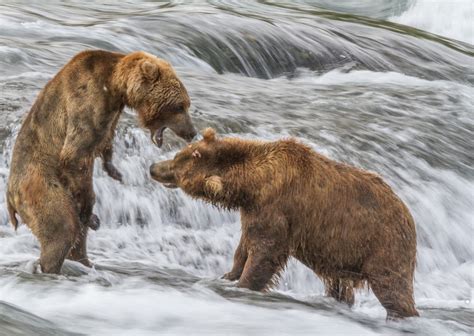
[0,1,472,335]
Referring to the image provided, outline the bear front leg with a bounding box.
[101,144,123,182]
[223,237,248,281]
[237,242,289,291]
[101,113,122,182]
[236,212,289,291]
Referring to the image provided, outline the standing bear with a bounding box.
[150,128,419,320]
[7,50,196,273]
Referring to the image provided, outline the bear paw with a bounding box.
[88,214,101,231]
[222,271,240,281]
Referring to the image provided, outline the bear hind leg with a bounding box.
[23,176,81,274]
[325,278,355,307]
[40,235,73,274]
[67,225,91,267]
[370,278,418,319]
[36,209,80,274]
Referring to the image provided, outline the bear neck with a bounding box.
[211,138,315,211]
[208,139,281,210]
[111,54,141,108]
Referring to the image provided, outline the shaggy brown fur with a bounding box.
[150,128,419,320]
[7,50,196,273]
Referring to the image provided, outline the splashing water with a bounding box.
[391,0,474,45]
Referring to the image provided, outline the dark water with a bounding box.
[0,1,473,335]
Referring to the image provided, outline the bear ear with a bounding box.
[202,128,216,143]
[205,175,223,197]
[140,61,160,80]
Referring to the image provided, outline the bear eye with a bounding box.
[176,105,185,113]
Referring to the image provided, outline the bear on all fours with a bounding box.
[150,128,419,320]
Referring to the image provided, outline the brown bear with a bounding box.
[150,128,419,320]
[7,49,196,273]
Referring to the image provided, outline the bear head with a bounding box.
[150,128,254,209]
[115,51,196,147]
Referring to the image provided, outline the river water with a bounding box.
[0,1,472,335]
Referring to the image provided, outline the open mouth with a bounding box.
[152,126,166,147]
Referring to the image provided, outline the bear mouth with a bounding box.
[152,126,167,147]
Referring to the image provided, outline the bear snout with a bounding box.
[173,125,197,143]
[150,161,178,188]
[185,128,198,142]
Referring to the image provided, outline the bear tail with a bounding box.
[7,198,18,231]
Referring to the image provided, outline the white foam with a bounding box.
[391,0,474,44]
[288,68,474,90]
[0,277,383,336]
